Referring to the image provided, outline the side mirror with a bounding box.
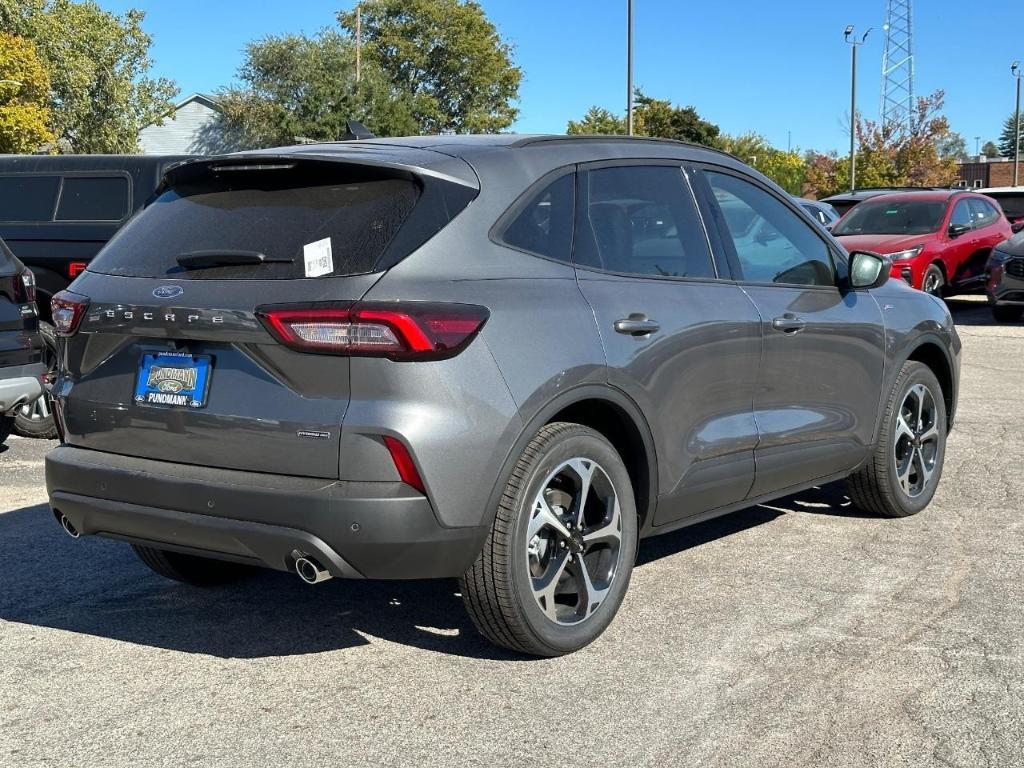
[948,223,971,238]
[848,251,891,290]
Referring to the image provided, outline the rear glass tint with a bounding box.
[88,164,420,279]
[56,176,130,221]
[0,175,60,221]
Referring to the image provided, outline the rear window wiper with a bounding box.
[176,250,294,270]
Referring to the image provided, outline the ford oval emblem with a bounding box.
[152,285,183,299]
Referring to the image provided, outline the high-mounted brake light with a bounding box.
[51,290,90,336]
[256,302,489,360]
[68,261,88,278]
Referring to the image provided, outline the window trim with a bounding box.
[689,162,847,290]
[488,164,577,265]
[569,158,724,284]
[0,170,133,224]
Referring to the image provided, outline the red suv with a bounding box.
[831,191,1012,296]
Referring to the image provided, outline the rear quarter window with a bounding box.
[88,164,420,280]
[0,175,60,222]
[55,176,130,221]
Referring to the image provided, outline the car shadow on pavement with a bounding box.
[0,483,865,661]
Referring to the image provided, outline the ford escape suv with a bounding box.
[46,135,960,656]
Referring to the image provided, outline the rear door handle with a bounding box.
[771,314,806,334]
[614,316,661,336]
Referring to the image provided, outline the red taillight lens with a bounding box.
[383,436,426,494]
[256,302,489,360]
[13,268,35,304]
[68,261,88,278]
[51,290,90,336]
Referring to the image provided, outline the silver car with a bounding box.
[46,135,960,656]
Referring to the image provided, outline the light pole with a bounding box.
[844,25,870,193]
[1013,61,1022,187]
[975,136,981,156]
[626,0,634,136]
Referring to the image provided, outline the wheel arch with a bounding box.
[485,385,659,533]
[904,337,956,429]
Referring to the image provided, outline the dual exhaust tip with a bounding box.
[56,513,332,585]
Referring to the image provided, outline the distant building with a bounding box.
[957,156,1015,189]
[138,93,238,155]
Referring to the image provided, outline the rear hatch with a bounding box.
[0,239,40,368]
[56,153,477,477]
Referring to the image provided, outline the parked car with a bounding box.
[792,196,840,228]
[0,153,194,437]
[819,187,953,218]
[46,135,960,657]
[977,187,1024,231]
[0,236,44,447]
[985,231,1024,322]
[831,190,1013,296]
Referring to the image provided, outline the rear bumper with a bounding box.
[0,363,45,414]
[45,446,488,580]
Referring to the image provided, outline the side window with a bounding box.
[949,199,972,229]
[0,175,60,222]
[967,198,1000,227]
[705,171,835,287]
[55,176,130,221]
[499,172,575,263]
[575,165,715,279]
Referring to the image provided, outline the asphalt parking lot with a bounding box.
[1,297,1021,768]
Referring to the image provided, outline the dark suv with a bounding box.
[0,237,44,446]
[45,136,960,656]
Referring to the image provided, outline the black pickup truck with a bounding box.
[0,154,193,436]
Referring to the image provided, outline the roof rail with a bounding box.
[510,134,738,161]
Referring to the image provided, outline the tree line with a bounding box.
[0,0,1012,200]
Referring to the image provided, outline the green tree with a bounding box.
[718,133,806,194]
[210,30,419,150]
[936,131,967,160]
[337,0,521,134]
[0,32,54,152]
[566,91,720,146]
[567,106,626,135]
[0,0,177,153]
[999,113,1024,158]
[982,140,1000,158]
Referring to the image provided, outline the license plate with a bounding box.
[134,353,212,409]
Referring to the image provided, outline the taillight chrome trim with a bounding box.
[51,290,91,336]
[255,301,489,361]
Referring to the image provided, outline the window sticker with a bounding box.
[303,237,334,277]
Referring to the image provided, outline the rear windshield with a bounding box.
[87,164,419,279]
[832,199,946,236]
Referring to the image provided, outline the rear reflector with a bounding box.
[51,290,90,336]
[256,302,489,360]
[383,436,426,494]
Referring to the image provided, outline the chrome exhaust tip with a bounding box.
[294,555,331,585]
[58,513,80,539]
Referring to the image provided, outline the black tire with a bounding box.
[992,304,1024,323]
[460,422,638,657]
[132,544,256,586]
[14,321,57,439]
[847,361,947,517]
[0,416,12,447]
[921,263,945,297]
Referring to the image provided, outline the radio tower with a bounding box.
[880,0,915,132]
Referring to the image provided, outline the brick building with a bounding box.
[957,156,1017,188]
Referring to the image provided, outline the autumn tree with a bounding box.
[337,0,521,134]
[0,32,54,153]
[0,0,177,153]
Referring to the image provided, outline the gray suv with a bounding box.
[45,135,960,656]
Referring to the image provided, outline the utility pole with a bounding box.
[356,3,362,83]
[844,26,870,193]
[1014,61,1022,187]
[974,136,981,156]
[626,0,634,136]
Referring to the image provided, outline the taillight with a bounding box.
[68,261,88,278]
[383,436,426,494]
[256,302,489,360]
[51,290,90,336]
[13,268,35,304]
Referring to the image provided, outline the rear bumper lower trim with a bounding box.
[0,363,45,414]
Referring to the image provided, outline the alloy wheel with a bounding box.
[525,458,622,626]
[922,271,943,296]
[893,383,940,498]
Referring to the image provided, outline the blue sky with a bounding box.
[103,0,1019,154]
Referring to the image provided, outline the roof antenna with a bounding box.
[341,120,376,140]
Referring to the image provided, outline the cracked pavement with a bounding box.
[0,297,1021,768]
